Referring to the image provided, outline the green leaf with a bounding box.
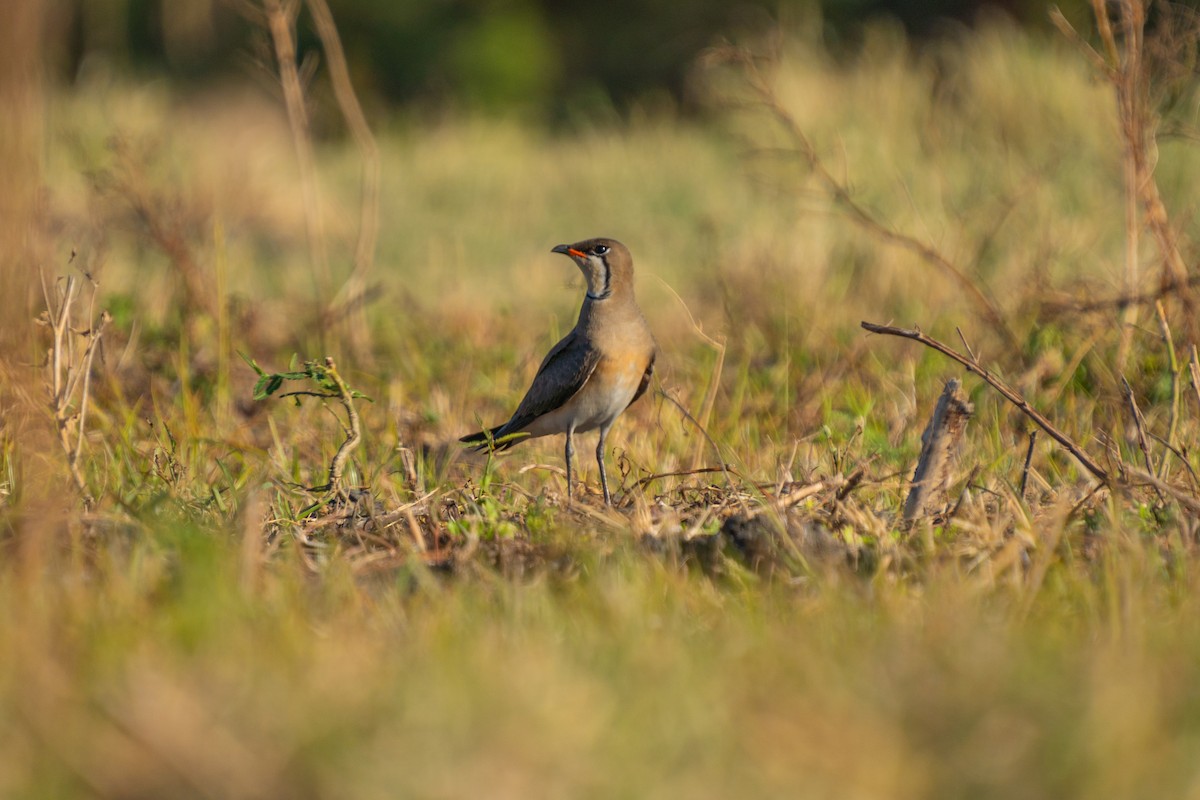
[238,350,266,376]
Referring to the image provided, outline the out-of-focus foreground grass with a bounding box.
[5,18,1200,798]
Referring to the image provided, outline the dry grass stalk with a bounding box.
[1155,300,1181,476]
[249,0,381,356]
[261,0,331,306]
[861,321,1109,482]
[904,379,973,521]
[654,275,727,472]
[308,0,381,358]
[1052,0,1198,354]
[38,269,109,509]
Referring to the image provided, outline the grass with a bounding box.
[5,15,1200,798]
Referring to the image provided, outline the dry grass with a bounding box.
[4,15,1200,798]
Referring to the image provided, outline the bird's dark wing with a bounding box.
[502,329,601,432]
[461,330,599,451]
[627,351,656,410]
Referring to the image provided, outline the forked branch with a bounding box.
[861,321,1109,482]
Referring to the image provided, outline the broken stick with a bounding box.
[904,379,974,521]
[861,321,1109,483]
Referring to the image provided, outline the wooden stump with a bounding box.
[904,379,973,521]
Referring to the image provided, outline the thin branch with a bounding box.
[1039,274,1200,316]
[1049,7,1116,78]
[861,321,1109,482]
[715,45,1018,350]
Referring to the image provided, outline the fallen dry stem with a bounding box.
[860,321,1109,482]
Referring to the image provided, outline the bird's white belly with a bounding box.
[525,356,644,437]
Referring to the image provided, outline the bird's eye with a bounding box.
[593,244,609,256]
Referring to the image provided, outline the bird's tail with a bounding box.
[459,425,527,452]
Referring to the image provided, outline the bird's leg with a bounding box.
[564,429,575,504]
[596,426,612,506]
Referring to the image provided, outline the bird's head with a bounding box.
[551,238,630,301]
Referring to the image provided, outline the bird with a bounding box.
[461,237,657,505]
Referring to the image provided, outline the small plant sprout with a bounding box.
[242,353,371,504]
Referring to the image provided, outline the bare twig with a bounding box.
[861,321,1109,482]
[835,466,867,502]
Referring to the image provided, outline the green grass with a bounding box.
[5,16,1200,799]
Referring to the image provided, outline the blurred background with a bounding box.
[50,0,1079,120]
